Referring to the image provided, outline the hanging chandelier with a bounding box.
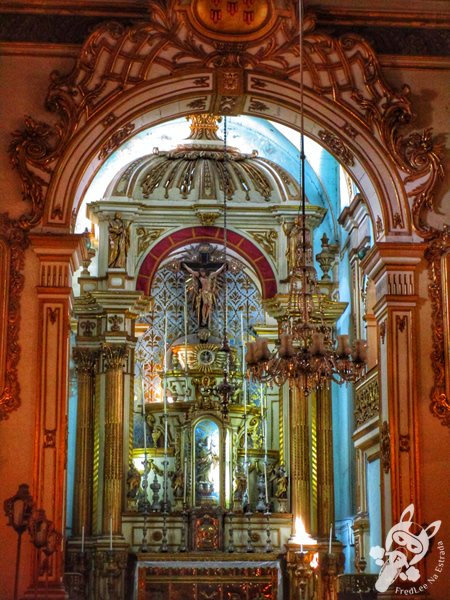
[246,1,367,395]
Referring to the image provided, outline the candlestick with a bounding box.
[183,456,187,503]
[81,524,85,553]
[141,369,147,450]
[109,516,113,551]
[184,284,189,399]
[263,462,269,505]
[329,524,333,554]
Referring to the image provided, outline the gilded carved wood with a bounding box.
[425,227,450,427]
[0,220,28,420]
[8,0,445,235]
[2,0,448,424]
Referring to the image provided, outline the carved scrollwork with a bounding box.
[247,229,278,259]
[354,376,379,428]
[380,420,391,474]
[0,217,29,420]
[8,1,444,239]
[425,227,450,427]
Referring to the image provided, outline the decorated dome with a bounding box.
[105,114,299,204]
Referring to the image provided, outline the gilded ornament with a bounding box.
[380,421,391,474]
[101,344,127,371]
[379,321,386,344]
[425,227,450,427]
[136,227,164,255]
[0,221,28,420]
[376,216,384,238]
[247,229,278,259]
[354,377,379,428]
[98,122,135,160]
[73,347,98,375]
[396,315,407,332]
[318,130,355,167]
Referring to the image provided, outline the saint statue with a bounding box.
[108,213,130,268]
[182,262,226,327]
[271,464,288,499]
[282,216,309,278]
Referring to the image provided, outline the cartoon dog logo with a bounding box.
[369,504,441,592]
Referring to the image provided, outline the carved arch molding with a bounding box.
[1,0,448,424]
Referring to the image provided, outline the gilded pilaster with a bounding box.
[102,344,127,535]
[316,388,334,538]
[72,348,98,537]
[289,387,310,528]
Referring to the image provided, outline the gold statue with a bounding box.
[108,212,130,268]
[182,262,226,327]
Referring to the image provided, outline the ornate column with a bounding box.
[101,344,128,537]
[72,348,98,538]
[316,388,334,538]
[289,387,311,528]
[362,243,425,535]
[26,233,87,599]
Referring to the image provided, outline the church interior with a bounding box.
[0,1,449,599]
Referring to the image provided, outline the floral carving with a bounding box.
[318,130,354,166]
[136,228,165,255]
[98,123,135,160]
[425,227,450,427]
[0,217,29,420]
[354,377,379,428]
[247,230,278,259]
[380,421,391,474]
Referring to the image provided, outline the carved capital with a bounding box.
[73,348,98,375]
[101,344,127,371]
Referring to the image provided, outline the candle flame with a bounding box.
[292,516,317,545]
[310,552,319,569]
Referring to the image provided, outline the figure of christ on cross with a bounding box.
[182,262,226,328]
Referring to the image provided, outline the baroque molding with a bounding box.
[0,216,29,420]
[318,129,354,166]
[354,376,379,428]
[7,0,445,237]
[380,420,391,474]
[247,229,278,260]
[424,227,450,428]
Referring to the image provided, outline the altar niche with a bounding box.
[194,418,221,506]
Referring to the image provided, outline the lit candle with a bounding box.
[300,543,304,554]
[329,524,333,554]
[81,524,85,553]
[109,516,113,551]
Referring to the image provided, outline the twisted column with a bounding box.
[102,344,127,536]
[73,348,98,537]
